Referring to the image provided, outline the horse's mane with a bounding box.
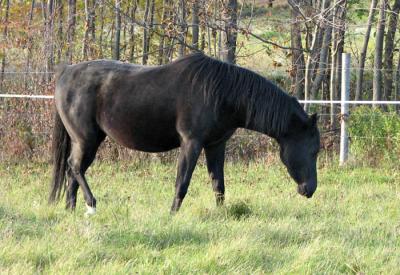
[173,53,307,136]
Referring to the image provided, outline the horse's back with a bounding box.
[55,60,182,152]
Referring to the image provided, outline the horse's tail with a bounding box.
[49,108,71,203]
[49,65,70,203]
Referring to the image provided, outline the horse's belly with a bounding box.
[108,131,180,152]
[128,132,180,152]
[101,117,180,153]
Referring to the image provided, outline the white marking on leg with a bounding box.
[85,204,96,216]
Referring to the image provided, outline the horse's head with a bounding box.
[278,113,320,198]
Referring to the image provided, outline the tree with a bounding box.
[147,0,156,59]
[56,0,64,63]
[221,0,238,63]
[24,0,36,90]
[0,0,10,91]
[129,0,138,63]
[178,0,187,57]
[383,0,400,101]
[158,0,167,64]
[83,0,96,60]
[395,50,400,111]
[40,0,55,82]
[192,0,200,50]
[113,0,121,60]
[289,0,305,99]
[66,0,77,64]
[373,0,387,107]
[355,0,377,100]
[304,0,330,110]
[330,0,347,129]
[310,4,333,100]
[98,0,105,58]
[142,0,151,64]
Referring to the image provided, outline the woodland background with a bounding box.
[0,0,400,163]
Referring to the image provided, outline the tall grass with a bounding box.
[0,161,399,273]
[349,106,400,165]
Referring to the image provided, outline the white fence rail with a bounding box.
[0,94,54,99]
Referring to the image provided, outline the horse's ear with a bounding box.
[309,113,318,127]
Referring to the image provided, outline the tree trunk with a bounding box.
[113,0,121,60]
[99,0,105,58]
[383,0,400,101]
[82,0,96,60]
[221,0,238,63]
[158,0,166,64]
[24,0,36,90]
[394,51,400,112]
[290,0,305,99]
[129,0,138,63]
[329,0,338,128]
[373,0,387,108]
[213,2,218,58]
[142,0,150,64]
[83,0,90,60]
[56,0,64,63]
[310,21,332,99]
[330,0,347,129]
[158,0,171,64]
[355,0,377,100]
[122,5,127,58]
[163,0,175,64]
[192,0,200,50]
[0,0,10,91]
[200,25,206,52]
[178,0,187,57]
[44,0,55,82]
[90,0,96,42]
[147,0,156,58]
[304,0,329,110]
[66,0,76,64]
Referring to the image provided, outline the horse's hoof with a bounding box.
[85,204,96,217]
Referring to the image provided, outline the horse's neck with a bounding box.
[233,100,281,139]
[241,120,280,139]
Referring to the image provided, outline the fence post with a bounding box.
[340,53,350,166]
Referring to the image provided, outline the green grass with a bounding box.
[0,160,399,274]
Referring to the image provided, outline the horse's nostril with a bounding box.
[297,183,314,198]
[297,184,307,196]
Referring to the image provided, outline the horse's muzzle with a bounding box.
[297,181,316,198]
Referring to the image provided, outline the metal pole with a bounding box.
[340,53,350,166]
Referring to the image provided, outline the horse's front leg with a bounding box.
[171,139,202,213]
[204,142,226,206]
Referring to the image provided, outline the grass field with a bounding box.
[0,160,399,274]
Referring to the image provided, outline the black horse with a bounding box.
[49,53,320,215]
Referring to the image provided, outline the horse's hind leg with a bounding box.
[65,145,99,210]
[68,135,104,214]
[205,142,226,206]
